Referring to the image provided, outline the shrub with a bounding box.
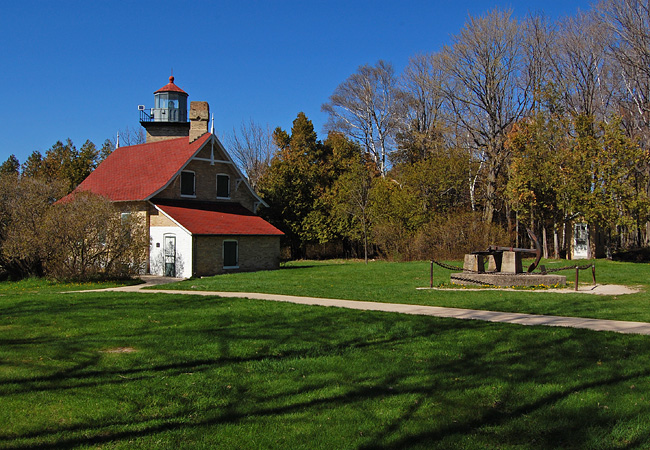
[413,212,513,260]
[45,192,148,280]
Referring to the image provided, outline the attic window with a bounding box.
[216,174,230,199]
[181,171,195,197]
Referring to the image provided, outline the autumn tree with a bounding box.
[0,174,66,279]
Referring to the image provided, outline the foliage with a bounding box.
[46,192,148,281]
[0,154,20,175]
[258,114,360,259]
[0,174,146,281]
[19,138,100,193]
[0,175,66,279]
[414,212,513,260]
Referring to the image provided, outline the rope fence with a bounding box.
[430,259,596,291]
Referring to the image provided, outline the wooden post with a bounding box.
[591,264,596,285]
[430,261,434,288]
[575,266,579,291]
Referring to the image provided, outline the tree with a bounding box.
[0,174,66,279]
[227,119,274,192]
[0,155,20,176]
[113,126,145,147]
[506,110,572,257]
[258,113,332,258]
[393,53,449,165]
[322,60,399,175]
[99,139,115,163]
[441,8,530,223]
[21,151,44,178]
[330,156,376,263]
[598,0,650,134]
[551,11,614,122]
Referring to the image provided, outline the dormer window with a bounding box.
[181,171,195,197]
[217,174,230,199]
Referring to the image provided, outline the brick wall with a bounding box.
[153,157,257,212]
[194,235,281,276]
[189,101,209,143]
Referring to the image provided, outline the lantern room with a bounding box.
[140,76,191,143]
[151,76,188,122]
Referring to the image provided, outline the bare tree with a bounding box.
[322,60,399,175]
[551,10,615,121]
[111,126,146,148]
[522,12,556,112]
[598,0,650,133]
[399,53,448,134]
[226,119,274,192]
[441,8,530,223]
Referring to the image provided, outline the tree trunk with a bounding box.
[553,220,560,259]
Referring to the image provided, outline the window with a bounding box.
[223,240,238,268]
[216,174,230,199]
[181,171,195,197]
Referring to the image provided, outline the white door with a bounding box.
[574,223,589,259]
[164,235,176,277]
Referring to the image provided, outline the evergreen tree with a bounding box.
[0,155,20,176]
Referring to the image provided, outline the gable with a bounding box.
[152,135,266,212]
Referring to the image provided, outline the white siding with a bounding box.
[149,226,193,278]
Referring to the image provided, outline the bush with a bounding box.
[413,212,513,260]
[45,192,148,281]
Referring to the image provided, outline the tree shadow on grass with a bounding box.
[3,299,650,449]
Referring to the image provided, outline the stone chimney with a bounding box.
[189,101,210,142]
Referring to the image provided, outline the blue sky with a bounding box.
[1,0,594,164]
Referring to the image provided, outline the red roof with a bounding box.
[70,134,211,201]
[153,199,283,236]
[155,76,188,95]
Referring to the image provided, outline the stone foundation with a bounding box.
[451,272,567,287]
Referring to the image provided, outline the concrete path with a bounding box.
[91,277,650,336]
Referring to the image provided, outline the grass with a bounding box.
[3,259,650,448]
[3,285,650,449]
[160,259,650,322]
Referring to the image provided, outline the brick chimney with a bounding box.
[189,101,210,142]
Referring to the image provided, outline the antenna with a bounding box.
[210,113,214,134]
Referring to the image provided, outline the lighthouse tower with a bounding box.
[139,76,190,143]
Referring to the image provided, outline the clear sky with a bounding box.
[1,0,594,164]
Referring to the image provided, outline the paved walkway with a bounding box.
[91,276,650,336]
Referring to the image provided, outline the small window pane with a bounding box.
[217,175,230,198]
[181,172,195,196]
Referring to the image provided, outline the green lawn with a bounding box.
[3,260,650,449]
[161,259,650,322]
